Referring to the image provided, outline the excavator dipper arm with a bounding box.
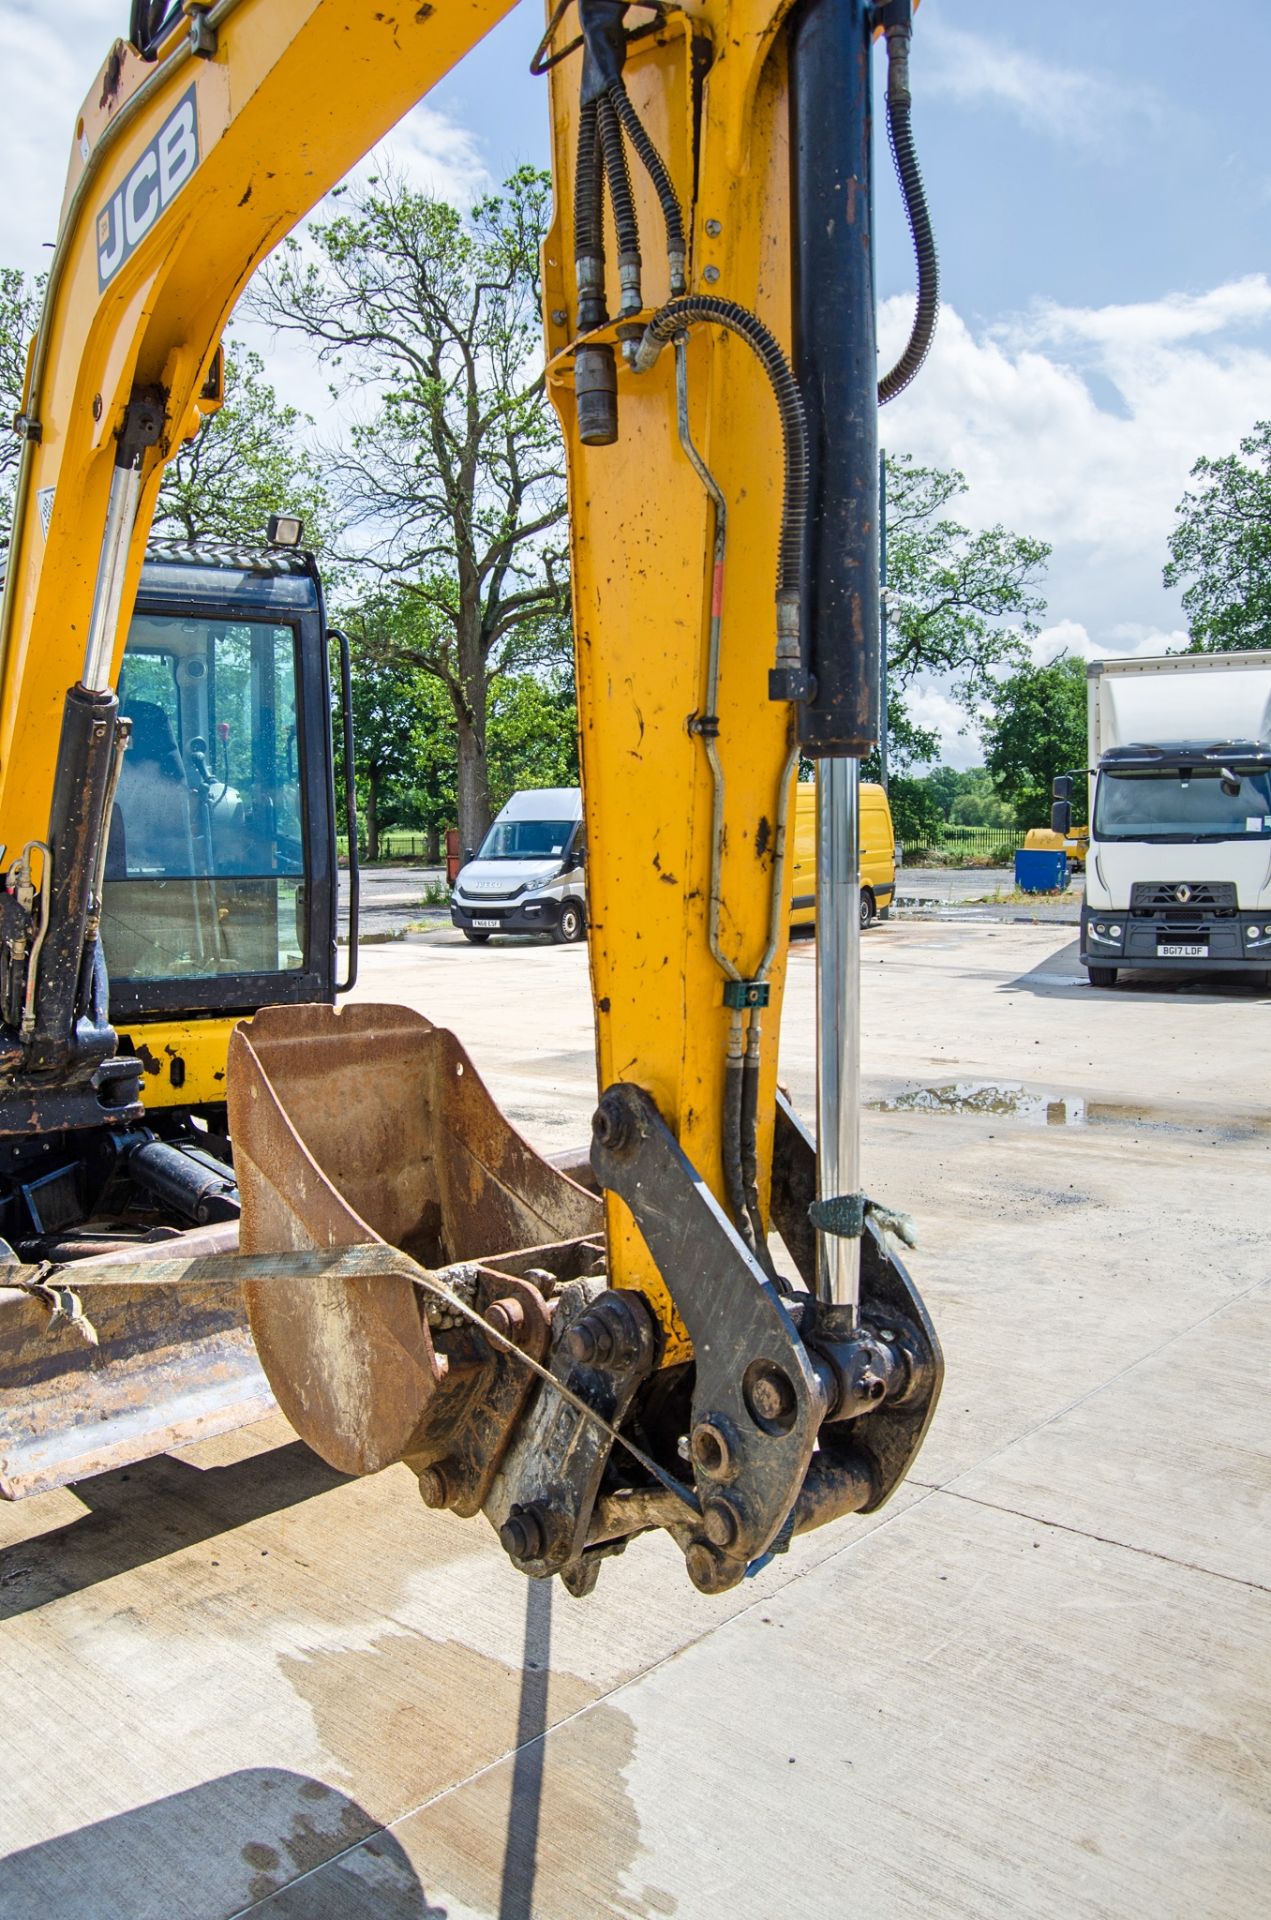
[1,0,943,1593]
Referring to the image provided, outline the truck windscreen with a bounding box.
[1094,767,1271,841]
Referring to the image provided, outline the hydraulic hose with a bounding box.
[607,81,686,294]
[574,98,605,323]
[636,298,808,623]
[877,26,939,406]
[598,95,642,315]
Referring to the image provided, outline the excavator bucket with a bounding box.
[227,1002,601,1479]
[0,1222,273,1501]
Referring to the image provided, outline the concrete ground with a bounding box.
[1,922,1268,1918]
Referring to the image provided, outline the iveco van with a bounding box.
[450,787,587,944]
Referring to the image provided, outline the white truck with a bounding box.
[1054,652,1271,989]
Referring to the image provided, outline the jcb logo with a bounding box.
[96,86,199,291]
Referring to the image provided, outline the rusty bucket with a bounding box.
[227,1002,601,1479]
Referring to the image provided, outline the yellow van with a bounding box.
[790,779,896,930]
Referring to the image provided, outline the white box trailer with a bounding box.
[1076,651,1271,986]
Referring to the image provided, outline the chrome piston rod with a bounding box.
[815,756,861,1314]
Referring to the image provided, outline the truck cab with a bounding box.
[1075,654,1271,987]
[450,787,586,944]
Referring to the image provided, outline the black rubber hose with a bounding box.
[740,1051,779,1280]
[608,81,686,290]
[129,1,182,58]
[574,98,603,259]
[877,36,939,406]
[574,98,608,330]
[646,297,808,606]
[598,95,641,279]
[723,1051,757,1254]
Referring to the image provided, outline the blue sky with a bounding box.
[5,1,1270,762]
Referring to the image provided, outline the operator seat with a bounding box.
[114,700,196,877]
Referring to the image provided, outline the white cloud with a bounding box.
[921,19,1167,153]
[1025,619,1187,668]
[881,277,1271,766]
[879,278,1270,642]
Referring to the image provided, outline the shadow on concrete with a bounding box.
[1000,937,1271,1003]
[0,1769,443,1920]
[497,1577,554,1920]
[0,1441,350,1622]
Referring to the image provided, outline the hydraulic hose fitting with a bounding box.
[769,593,813,703]
[575,343,619,446]
[629,324,666,376]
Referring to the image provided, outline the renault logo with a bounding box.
[1175,884,1192,903]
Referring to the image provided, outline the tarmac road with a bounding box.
[1,919,1267,1918]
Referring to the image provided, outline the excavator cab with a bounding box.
[0,538,353,1497]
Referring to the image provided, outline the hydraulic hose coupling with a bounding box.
[576,344,619,446]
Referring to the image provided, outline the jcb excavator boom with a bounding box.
[1,0,941,1596]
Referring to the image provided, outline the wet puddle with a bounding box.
[868,1080,1270,1142]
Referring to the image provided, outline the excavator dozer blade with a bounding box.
[0,1223,273,1501]
[227,1002,601,1479]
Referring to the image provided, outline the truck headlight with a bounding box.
[1247,924,1263,942]
[1109,924,1122,939]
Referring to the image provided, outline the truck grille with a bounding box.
[1130,881,1236,914]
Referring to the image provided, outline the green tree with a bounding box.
[885,453,1050,693]
[252,167,569,850]
[948,767,1015,828]
[339,594,450,859]
[151,343,330,550]
[878,453,1051,770]
[888,774,944,851]
[982,653,1088,827]
[0,267,40,536]
[1164,420,1271,652]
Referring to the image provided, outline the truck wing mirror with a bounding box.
[1051,799,1073,837]
[1051,774,1073,801]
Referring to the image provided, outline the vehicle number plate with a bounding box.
[472,918,501,929]
[1158,942,1206,957]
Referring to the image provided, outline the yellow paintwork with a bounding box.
[1024,824,1088,870]
[3,0,834,1367]
[113,1015,238,1109]
[790,781,895,929]
[0,0,515,1138]
[543,1,825,1353]
[0,0,517,862]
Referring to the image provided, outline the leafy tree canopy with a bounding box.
[0,267,41,537]
[884,452,1051,704]
[251,167,568,847]
[151,342,330,552]
[982,652,1088,827]
[1165,420,1271,652]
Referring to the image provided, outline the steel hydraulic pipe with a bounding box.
[81,460,143,691]
[815,757,861,1311]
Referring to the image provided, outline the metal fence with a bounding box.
[337,831,443,861]
[899,825,1027,865]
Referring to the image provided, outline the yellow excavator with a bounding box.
[0,0,942,1596]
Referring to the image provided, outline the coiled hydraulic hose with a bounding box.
[877,25,938,406]
[574,98,605,322]
[635,299,808,629]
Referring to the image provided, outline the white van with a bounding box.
[450,788,587,944]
